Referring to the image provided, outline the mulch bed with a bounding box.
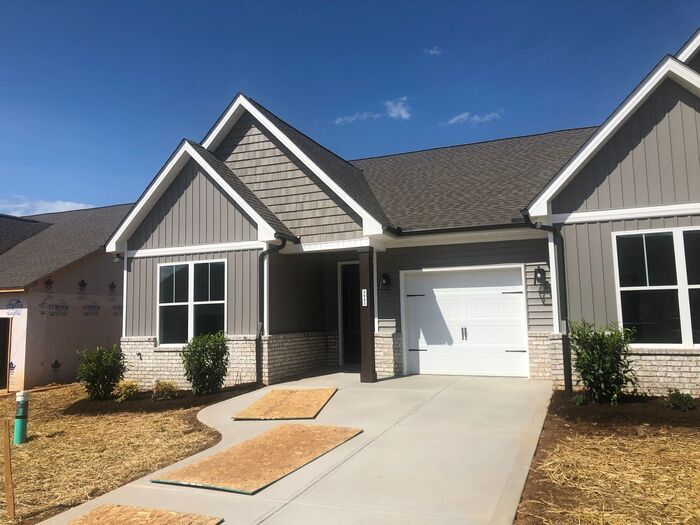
[0,383,257,524]
[233,388,338,420]
[515,391,700,524]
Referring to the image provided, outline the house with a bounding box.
[0,205,131,391]
[107,29,700,395]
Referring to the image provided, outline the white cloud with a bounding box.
[445,110,503,126]
[0,195,95,216]
[334,111,382,125]
[384,96,411,120]
[423,46,444,56]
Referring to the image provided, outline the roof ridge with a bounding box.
[350,126,600,162]
[24,202,133,218]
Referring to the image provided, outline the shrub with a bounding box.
[571,392,589,406]
[152,380,179,401]
[181,331,229,395]
[77,345,127,400]
[663,388,695,412]
[569,321,637,404]
[113,380,139,403]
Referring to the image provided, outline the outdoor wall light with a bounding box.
[112,254,122,263]
[379,273,391,290]
[534,267,546,285]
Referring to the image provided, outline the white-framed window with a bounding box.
[157,260,226,345]
[613,226,700,346]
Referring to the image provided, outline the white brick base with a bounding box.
[528,332,565,385]
[629,349,700,396]
[375,332,403,379]
[261,332,337,385]
[121,335,256,389]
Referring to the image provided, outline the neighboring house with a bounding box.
[107,29,700,395]
[0,205,131,391]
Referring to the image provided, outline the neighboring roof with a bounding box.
[0,215,49,255]
[352,128,597,232]
[185,141,296,240]
[245,97,392,229]
[0,204,132,290]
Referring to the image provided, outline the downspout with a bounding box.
[256,238,287,384]
[520,210,573,391]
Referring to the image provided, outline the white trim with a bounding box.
[399,263,530,378]
[202,95,383,236]
[373,249,379,333]
[263,253,270,337]
[283,237,371,253]
[529,57,700,219]
[121,255,128,338]
[337,260,360,366]
[611,225,700,348]
[677,29,700,63]
[551,202,700,225]
[128,241,266,259]
[548,232,560,333]
[106,141,277,253]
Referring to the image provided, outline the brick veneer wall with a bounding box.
[261,332,333,384]
[629,350,700,396]
[528,332,567,386]
[375,332,403,379]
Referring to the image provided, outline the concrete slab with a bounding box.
[43,371,551,525]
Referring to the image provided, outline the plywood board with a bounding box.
[152,424,362,495]
[70,504,222,524]
[233,388,337,420]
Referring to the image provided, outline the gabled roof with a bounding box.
[106,140,296,252]
[677,27,700,63]
[0,205,132,290]
[527,55,700,218]
[353,128,596,232]
[0,215,49,255]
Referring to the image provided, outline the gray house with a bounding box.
[107,29,700,395]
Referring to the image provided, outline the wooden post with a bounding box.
[358,247,377,383]
[3,419,14,519]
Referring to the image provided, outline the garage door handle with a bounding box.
[501,291,523,294]
[461,327,468,341]
[406,294,425,297]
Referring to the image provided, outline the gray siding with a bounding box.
[128,159,257,250]
[690,52,700,74]
[561,215,700,325]
[125,249,260,337]
[376,239,552,333]
[553,79,700,214]
[215,112,363,243]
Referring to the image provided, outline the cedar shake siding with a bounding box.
[214,112,363,243]
[128,159,258,250]
[553,79,700,214]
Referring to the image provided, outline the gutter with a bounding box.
[390,222,529,237]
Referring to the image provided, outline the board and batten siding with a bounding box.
[128,159,257,251]
[214,112,363,243]
[376,239,553,333]
[560,215,700,327]
[552,79,700,214]
[125,250,260,337]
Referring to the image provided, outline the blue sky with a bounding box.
[0,1,698,215]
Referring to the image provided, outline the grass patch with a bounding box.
[0,382,255,524]
[515,391,700,524]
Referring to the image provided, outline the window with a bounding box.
[158,261,226,345]
[615,228,700,345]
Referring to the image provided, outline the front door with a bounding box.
[341,263,361,365]
[0,319,10,390]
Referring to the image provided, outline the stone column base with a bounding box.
[375,332,403,379]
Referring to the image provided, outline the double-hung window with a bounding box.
[615,228,700,345]
[158,260,226,345]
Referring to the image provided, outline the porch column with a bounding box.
[358,247,377,383]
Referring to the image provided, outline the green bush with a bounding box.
[152,380,179,401]
[76,345,127,400]
[571,392,589,406]
[113,379,139,403]
[569,321,637,404]
[663,388,695,412]
[181,331,229,395]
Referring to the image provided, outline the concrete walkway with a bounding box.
[44,372,552,525]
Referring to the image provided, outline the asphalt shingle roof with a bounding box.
[0,215,49,255]
[0,204,132,289]
[352,127,598,231]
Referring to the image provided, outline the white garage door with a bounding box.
[403,266,529,377]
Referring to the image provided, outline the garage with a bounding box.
[402,265,529,377]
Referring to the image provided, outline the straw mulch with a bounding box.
[233,388,337,420]
[0,383,254,524]
[70,504,222,525]
[516,392,700,525]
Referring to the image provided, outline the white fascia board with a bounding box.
[677,29,700,63]
[127,241,266,258]
[201,95,384,236]
[106,142,277,253]
[528,57,700,219]
[282,237,371,253]
[552,202,700,225]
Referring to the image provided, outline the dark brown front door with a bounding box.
[341,264,361,365]
[0,319,10,390]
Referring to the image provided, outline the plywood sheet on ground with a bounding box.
[152,423,362,494]
[70,504,222,524]
[233,388,338,420]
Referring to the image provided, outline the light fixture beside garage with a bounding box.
[534,266,546,285]
[379,273,391,290]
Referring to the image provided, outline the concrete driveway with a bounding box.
[44,372,551,525]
